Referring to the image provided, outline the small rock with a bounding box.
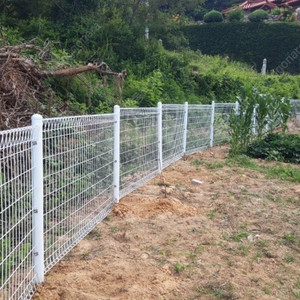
[191,179,204,185]
[247,234,254,242]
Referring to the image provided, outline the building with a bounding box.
[222,0,300,14]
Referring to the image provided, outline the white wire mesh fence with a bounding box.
[186,105,212,154]
[1,100,299,300]
[120,108,159,198]
[213,103,236,145]
[162,104,185,168]
[0,127,36,300]
[43,115,115,272]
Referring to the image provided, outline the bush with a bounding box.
[203,10,223,23]
[247,133,300,163]
[227,8,244,22]
[248,9,268,23]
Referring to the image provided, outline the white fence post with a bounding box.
[31,114,44,284]
[252,105,257,135]
[235,101,239,114]
[182,101,188,154]
[113,105,120,203]
[157,102,163,173]
[210,101,215,147]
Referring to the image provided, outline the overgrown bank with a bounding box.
[182,22,300,74]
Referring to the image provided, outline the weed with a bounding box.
[191,159,204,166]
[197,245,206,252]
[207,208,217,219]
[226,155,256,168]
[187,252,197,260]
[293,291,300,298]
[231,231,249,242]
[174,262,186,273]
[237,245,251,256]
[253,250,266,262]
[283,252,295,263]
[205,162,225,169]
[282,234,297,246]
[199,282,235,299]
[110,226,118,233]
[87,231,101,240]
[263,286,271,295]
[81,251,90,260]
[256,240,268,248]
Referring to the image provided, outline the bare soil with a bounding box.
[34,145,300,300]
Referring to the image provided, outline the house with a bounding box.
[222,0,300,14]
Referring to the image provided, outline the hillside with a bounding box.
[1,0,300,129]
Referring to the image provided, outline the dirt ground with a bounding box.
[34,136,300,299]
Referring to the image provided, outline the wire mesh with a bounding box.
[43,115,115,272]
[186,105,212,154]
[0,127,36,300]
[162,104,185,168]
[214,103,236,145]
[291,99,300,116]
[120,108,159,198]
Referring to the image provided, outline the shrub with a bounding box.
[203,10,223,23]
[227,8,244,22]
[248,9,268,23]
[247,133,300,163]
[270,7,281,16]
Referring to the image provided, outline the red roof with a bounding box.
[279,0,300,6]
[223,0,278,14]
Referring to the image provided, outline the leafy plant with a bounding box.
[248,9,269,23]
[247,133,300,163]
[228,86,256,155]
[203,10,223,23]
[227,8,244,22]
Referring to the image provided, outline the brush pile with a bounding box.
[0,43,125,130]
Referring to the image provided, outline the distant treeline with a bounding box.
[182,22,300,74]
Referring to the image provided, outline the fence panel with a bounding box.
[120,108,159,198]
[0,127,36,300]
[291,99,300,116]
[43,115,115,272]
[162,104,185,168]
[214,103,236,145]
[186,105,212,153]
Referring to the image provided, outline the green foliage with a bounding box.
[228,87,291,156]
[247,133,300,163]
[203,10,223,23]
[227,8,244,22]
[248,9,269,23]
[183,22,300,74]
[271,7,281,16]
[229,87,257,155]
[226,155,300,182]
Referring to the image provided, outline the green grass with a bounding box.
[231,231,249,242]
[226,155,300,183]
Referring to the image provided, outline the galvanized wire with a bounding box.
[186,105,212,154]
[214,103,236,145]
[120,108,159,198]
[291,99,300,116]
[162,104,185,168]
[0,127,36,300]
[1,102,299,300]
[43,115,115,272]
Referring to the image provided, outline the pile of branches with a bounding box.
[0,43,126,130]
